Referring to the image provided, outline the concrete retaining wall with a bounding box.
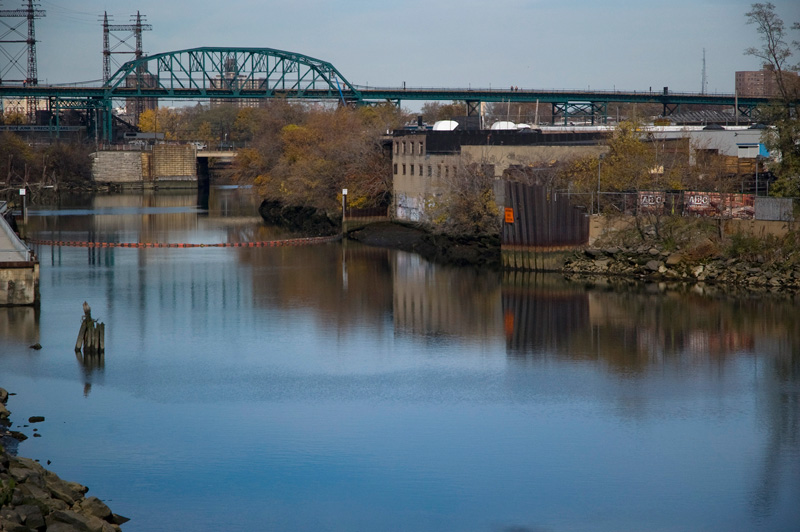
[152,145,196,182]
[0,262,39,306]
[92,147,197,186]
[91,151,144,184]
[587,214,797,246]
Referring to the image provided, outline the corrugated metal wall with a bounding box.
[755,197,794,221]
[502,181,588,249]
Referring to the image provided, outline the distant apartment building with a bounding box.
[125,71,158,121]
[735,66,799,98]
[210,73,263,109]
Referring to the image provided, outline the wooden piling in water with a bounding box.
[75,302,105,355]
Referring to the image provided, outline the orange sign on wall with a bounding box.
[504,207,514,223]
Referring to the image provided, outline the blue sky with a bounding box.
[22,0,800,98]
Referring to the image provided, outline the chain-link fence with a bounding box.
[553,190,798,221]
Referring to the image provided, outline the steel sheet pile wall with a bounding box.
[502,181,588,271]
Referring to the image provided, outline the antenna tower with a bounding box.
[701,48,708,95]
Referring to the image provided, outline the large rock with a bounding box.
[646,260,663,272]
[77,497,112,521]
[258,199,339,236]
[0,391,129,531]
[665,253,684,266]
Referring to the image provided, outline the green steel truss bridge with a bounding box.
[0,46,774,141]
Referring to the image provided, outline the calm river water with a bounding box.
[1,188,799,532]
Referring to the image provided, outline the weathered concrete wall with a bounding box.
[461,144,605,178]
[0,262,39,306]
[152,145,196,182]
[91,151,143,184]
[587,214,797,246]
[92,147,197,186]
[722,218,797,238]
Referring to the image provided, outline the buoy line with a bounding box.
[26,235,342,248]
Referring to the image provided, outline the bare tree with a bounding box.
[745,3,799,104]
[744,3,800,195]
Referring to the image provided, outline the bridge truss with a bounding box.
[106,47,360,101]
[0,45,778,142]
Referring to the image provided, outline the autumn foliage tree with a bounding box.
[559,121,657,196]
[234,103,406,216]
[558,121,740,214]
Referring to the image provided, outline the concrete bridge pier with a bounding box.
[1,205,39,306]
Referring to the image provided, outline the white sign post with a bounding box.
[19,188,27,223]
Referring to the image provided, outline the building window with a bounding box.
[410,165,415,176]
[410,142,414,155]
[393,163,398,175]
[419,164,423,176]
[445,166,449,178]
[402,142,406,154]
[427,165,432,177]
[419,142,424,155]
[402,164,406,175]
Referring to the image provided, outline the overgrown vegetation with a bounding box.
[725,230,800,268]
[0,132,93,195]
[428,160,500,236]
[0,477,15,506]
[231,102,407,216]
[593,210,800,271]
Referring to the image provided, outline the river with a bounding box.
[1,187,798,532]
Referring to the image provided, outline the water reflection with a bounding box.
[392,252,502,340]
[28,187,278,250]
[502,272,800,372]
[0,306,39,347]
[74,349,104,397]
[502,271,589,356]
[500,271,799,526]
[7,189,799,531]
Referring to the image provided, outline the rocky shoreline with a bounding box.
[0,387,128,532]
[346,221,800,297]
[561,245,800,296]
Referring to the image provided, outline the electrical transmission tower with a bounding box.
[0,0,45,84]
[102,11,152,84]
[102,11,153,124]
[0,0,45,120]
